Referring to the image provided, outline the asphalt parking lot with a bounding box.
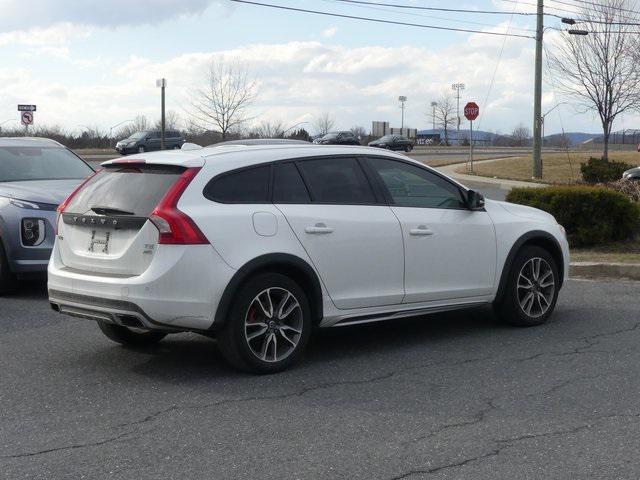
[2,277,639,479]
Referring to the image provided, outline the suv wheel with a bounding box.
[404,145,412,152]
[495,245,559,327]
[0,240,15,295]
[97,320,167,346]
[217,273,312,373]
[137,146,145,154]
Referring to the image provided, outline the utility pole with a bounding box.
[451,83,465,145]
[156,78,167,150]
[399,96,407,129]
[532,0,544,178]
[430,101,437,132]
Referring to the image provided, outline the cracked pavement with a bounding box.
[1,278,640,479]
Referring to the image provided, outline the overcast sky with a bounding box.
[0,0,633,136]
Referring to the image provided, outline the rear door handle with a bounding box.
[305,223,334,234]
[410,226,434,236]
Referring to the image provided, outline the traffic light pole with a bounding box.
[532,0,544,179]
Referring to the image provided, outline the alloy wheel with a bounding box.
[244,287,303,362]
[517,257,555,318]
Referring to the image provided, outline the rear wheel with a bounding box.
[217,273,312,373]
[404,145,412,152]
[97,320,167,346]
[495,245,559,326]
[137,146,145,154]
[0,240,15,295]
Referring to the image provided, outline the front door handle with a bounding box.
[305,223,334,234]
[410,226,434,236]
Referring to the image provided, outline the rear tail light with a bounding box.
[55,170,100,234]
[149,167,209,245]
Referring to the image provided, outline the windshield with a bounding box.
[127,131,148,140]
[379,135,393,141]
[0,147,94,182]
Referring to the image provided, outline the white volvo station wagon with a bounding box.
[48,144,569,373]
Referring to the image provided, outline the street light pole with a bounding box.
[156,78,167,150]
[532,0,544,179]
[399,96,407,130]
[430,101,437,132]
[451,83,465,145]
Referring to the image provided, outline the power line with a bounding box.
[229,0,536,38]
[548,0,640,16]
[325,0,550,17]
[321,0,537,32]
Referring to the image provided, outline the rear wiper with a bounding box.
[90,206,134,215]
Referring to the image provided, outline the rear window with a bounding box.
[0,147,93,182]
[65,165,184,216]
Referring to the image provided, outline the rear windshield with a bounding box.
[65,165,185,217]
[0,147,93,182]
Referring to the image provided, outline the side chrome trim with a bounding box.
[326,301,488,328]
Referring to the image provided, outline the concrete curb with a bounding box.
[570,262,640,281]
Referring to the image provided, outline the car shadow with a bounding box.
[107,307,505,382]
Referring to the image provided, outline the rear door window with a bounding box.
[204,164,271,203]
[273,162,311,204]
[297,157,376,204]
[65,165,184,216]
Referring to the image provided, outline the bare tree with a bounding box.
[548,0,640,160]
[313,112,336,136]
[511,123,531,147]
[254,120,285,138]
[154,110,181,130]
[188,60,257,140]
[350,125,367,141]
[115,115,149,139]
[431,94,456,145]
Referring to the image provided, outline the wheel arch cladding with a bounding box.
[212,253,324,329]
[495,230,564,304]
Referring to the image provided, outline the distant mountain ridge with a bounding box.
[416,129,597,146]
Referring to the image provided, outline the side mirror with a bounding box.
[466,190,485,210]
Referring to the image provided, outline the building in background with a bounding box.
[371,121,416,139]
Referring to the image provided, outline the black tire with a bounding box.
[217,272,312,374]
[0,239,16,295]
[495,245,559,327]
[137,146,145,154]
[97,320,167,346]
[404,145,412,152]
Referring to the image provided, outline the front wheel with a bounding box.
[137,146,145,154]
[495,246,559,327]
[217,273,312,373]
[404,145,412,152]
[97,321,167,346]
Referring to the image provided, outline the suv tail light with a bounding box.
[149,167,209,245]
[55,170,100,234]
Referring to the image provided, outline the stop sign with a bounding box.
[464,102,479,121]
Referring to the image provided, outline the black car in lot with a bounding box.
[368,134,414,152]
[115,130,185,155]
[313,131,360,145]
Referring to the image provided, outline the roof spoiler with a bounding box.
[181,142,203,151]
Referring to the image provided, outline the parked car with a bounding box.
[0,137,94,293]
[49,144,569,373]
[208,139,311,147]
[368,134,414,152]
[622,166,640,180]
[115,130,185,154]
[312,131,360,145]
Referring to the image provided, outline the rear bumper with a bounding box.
[48,243,236,330]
